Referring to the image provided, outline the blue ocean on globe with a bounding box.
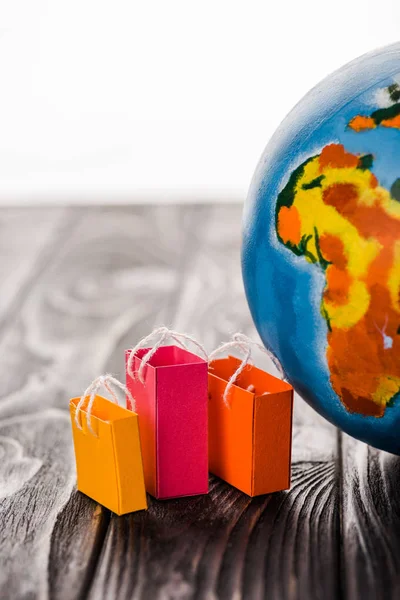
[242,42,400,454]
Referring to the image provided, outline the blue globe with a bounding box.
[242,42,400,454]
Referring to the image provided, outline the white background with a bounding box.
[1,0,400,204]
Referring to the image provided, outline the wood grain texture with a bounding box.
[0,205,346,599]
[0,410,75,594]
[341,435,400,599]
[0,207,70,333]
[48,491,110,600]
[0,206,197,599]
[90,465,339,600]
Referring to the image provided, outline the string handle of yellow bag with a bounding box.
[208,333,285,407]
[126,326,209,384]
[75,374,136,436]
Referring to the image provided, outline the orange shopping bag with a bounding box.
[69,374,147,515]
[208,334,294,497]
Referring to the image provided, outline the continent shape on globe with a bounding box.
[242,43,400,454]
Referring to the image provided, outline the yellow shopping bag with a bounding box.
[69,374,147,515]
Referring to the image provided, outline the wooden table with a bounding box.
[0,205,397,600]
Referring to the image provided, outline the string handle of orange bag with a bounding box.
[126,326,209,384]
[75,374,136,436]
[208,333,286,407]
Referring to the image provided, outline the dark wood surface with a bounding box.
[0,205,397,599]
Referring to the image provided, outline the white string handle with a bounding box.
[74,374,136,436]
[126,326,209,384]
[208,333,285,406]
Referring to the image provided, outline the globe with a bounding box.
[242,42,400,454]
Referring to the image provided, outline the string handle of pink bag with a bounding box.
[126,326,209,384]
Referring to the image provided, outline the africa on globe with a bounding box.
[242,42,400,454]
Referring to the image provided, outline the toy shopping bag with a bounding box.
[208,347,293,497]
[69,375,147,515]
[126,328,209,499]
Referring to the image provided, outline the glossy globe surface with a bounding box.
[242,43,400,453]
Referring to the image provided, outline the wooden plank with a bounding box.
[0,410,77,598]
[90,205,340,600]
[90,465,339,600]
[89,478,256,599]
[341,434,400,599]
[0,206,195,599]
[48,490,110,600]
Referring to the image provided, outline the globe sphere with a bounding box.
[242,43,400,454]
